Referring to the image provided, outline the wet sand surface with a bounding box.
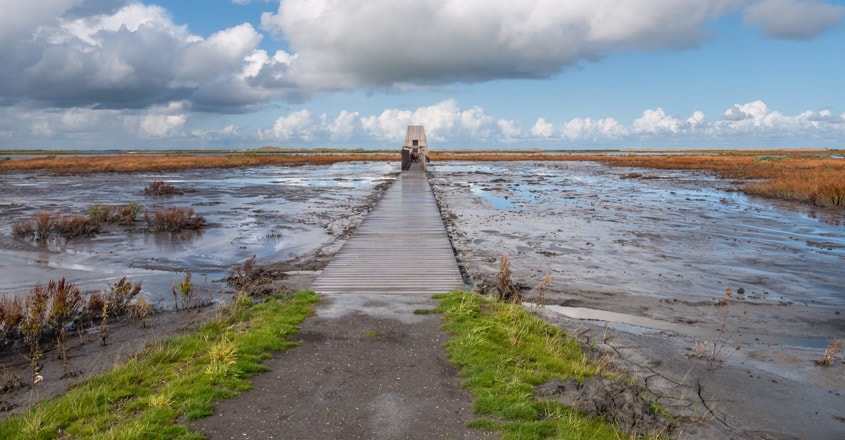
[429,161,844,439]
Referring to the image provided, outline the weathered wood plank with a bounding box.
[310,165,465,295]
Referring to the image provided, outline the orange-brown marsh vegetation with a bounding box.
[3,149,842,209]
[0,152,398,174]
[432,150,845,209]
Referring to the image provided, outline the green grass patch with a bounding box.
[436,291,628,439]
[0,291,319,439]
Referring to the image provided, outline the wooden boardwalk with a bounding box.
[310,164,465,295]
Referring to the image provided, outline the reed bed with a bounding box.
[590,154,845,208]
[433,150,845,208]
[0,153,398,174]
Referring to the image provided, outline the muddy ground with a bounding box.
[428,161,844,439]
[0,162,399,414]
[2,160,843,438]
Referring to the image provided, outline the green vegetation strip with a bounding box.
[435,291,624,440]
[0,291,319,440]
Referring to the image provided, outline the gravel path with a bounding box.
[190,293,495,440]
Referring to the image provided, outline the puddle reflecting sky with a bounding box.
[429,161,845,310]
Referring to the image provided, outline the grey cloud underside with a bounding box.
[1,0,843,115]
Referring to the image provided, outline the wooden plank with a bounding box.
[310,165,466,295]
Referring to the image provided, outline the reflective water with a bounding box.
[1,162,398,306]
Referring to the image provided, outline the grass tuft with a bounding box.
[0,291,319,439]
[436,291,628,439]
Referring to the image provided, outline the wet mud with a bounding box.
[1,162,399,305]
[0,162,398,414]
[2,159,843,438]
[429,161,844,439]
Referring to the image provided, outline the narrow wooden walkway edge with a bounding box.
[310,165,465,295]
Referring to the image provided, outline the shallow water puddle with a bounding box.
[532,303,832,349]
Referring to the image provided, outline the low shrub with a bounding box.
[14,209,102,241]
[53,214,98,239]
[10,219,35,239]
[86,202,143,225]
[144,206,205,232]
[86,205,114,224]
[0,296,24,340]
[0,277,145,350]
[144,180,182,196]
[105,277,142,317]
[115,201,143,225]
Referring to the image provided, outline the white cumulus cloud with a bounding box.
[633,108,683,134]
[260,0,741,91]
[138,102,188,138]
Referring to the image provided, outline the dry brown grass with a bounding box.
[0,152,399,174]
[433,150,845,209]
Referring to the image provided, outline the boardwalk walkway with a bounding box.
[193,163,492,440]
[310,163,465,295]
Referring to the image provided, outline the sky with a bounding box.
[0,0,843,151]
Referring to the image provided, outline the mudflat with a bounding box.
[429,160,844,439]
[2,159,843,438]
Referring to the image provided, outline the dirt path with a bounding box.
[190,292,495,440]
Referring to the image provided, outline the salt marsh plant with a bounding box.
[86,202,143,225]
[13,210,98,240]
[104,277,142,317]
[115,201,143,225]
[144,180,182,196]
[46,279,82,375]
[691,288,747,371]
[496,254,522,303]
[144,206,204,232]
[815,339,843,367]
[0,295,24,341]
[172,271,194,310]
[129,297,151,328]
[20,284,50,386]
[52,213,98,239]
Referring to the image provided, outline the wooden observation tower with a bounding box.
[401,125,430,171]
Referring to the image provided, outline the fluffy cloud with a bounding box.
[743,0,845,40]
[530,118,555,138]
[260,0,741,90]
[2,0,842,119]
[2,98,843,149]
[633,108,683,134]
[262,109,317,141]
[0,2,295,112]
[358,100,496,142]
[138,102,188,138]
[561,117,626,140]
